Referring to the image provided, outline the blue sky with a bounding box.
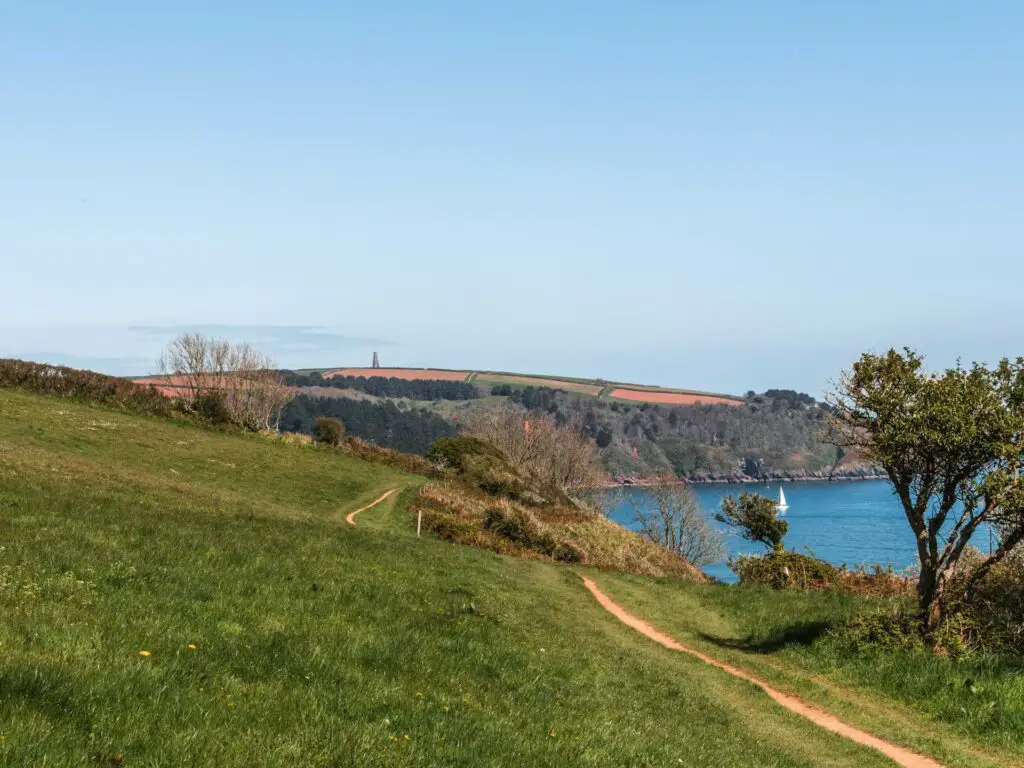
[3,2,1022,395]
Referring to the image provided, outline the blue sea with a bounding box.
[606,480,997,582]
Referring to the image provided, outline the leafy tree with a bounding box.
[828,348,1024,632]
[715,492,788,552]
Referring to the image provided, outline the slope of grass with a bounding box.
[0,388,902,766]
[298,365,742,401]
[591,573,1024,767]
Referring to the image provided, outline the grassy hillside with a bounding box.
[313,366,745,405]
[0,387,1013,766]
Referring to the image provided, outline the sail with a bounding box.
[778,487,788,508]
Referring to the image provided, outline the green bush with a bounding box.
[941,548,1024,655]
[553,540,586,564]
[427,436,507,471]
[313,416,345,446]
[195,391,232,425]
[732,550,839,589]
[833,609,925,655]
[482,506,557,556]
[426,436,541,504]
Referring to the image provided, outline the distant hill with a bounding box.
[280,369,881,483]
[310,366,745,407]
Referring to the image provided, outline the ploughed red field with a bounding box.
[609,388,742,406]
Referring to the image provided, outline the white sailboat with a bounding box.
[776,487,789,513]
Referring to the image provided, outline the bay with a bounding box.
[606,480,998,583]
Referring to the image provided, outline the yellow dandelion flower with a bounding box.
[415,692,423,697]
[403,734,410,741]
[549,730,556,738]
[187,643,197,650]
[138,650,152,657]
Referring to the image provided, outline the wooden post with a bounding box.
[417,509,422,538]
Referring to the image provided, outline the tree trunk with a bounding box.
[917,565,947,635]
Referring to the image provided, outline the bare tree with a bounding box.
[623,478,726,566]
[158,333,292,431]
[158,333,214,410]
[462,404,605,493]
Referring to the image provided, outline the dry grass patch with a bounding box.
[410,482,703,580]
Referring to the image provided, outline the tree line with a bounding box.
[282,371,479,401]
[279,394,456,455]
[491,384,564,412]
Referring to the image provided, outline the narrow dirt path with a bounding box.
[581,576,944,768]
[345,489,399,527]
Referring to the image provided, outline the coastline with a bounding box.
[609,471,887,488]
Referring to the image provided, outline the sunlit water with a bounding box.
[606,480,997,583]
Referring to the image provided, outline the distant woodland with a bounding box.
[280,371,856,479]
[279,394,456,455]
[281,371,478,401]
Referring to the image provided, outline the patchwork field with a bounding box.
[313,367,742,404]
[608,388,744,406]
[324,368,471,382]
[474,372,603,396]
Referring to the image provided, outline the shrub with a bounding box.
[941,547,1024,655]
[553,540,586,564]
[732,550,839,589]
[426,436,544,505]
[482,506,557,556]
[427,436,507,471]
[313,417,345,446]
[835,565,915,598]
[195,391,232,425]
[0,359,172,417]
[835,609,925,655]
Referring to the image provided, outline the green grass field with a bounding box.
[298,366,744,402]
[0,387,1018,766]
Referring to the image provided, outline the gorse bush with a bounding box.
[0,359,172,416]
[426,436,559,506]
[313,416,345,446]
[427,436,507,471]
[939,547,1024,655]
[834,609,926,655]
[483,506,553,551]
[731,550,839,589]
[481,506,584,563]
[194,391,233,425]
